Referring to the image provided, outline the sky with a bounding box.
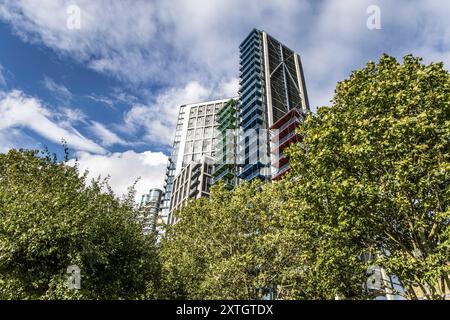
[0,0,449,200]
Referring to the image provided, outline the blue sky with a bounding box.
[1,0,449,198]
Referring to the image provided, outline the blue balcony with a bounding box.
[240,50,261,67]
[241,105,263,126]
[240,37,260,56]
[240,81,262,100]
[241,113,264,131]
[240,88,262,108]
[240,52,261,71]
[239,163,267,181]
[240,67,261,87]
[239,29,259,49]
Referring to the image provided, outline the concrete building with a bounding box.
[168,155,214,225]
[238,29,310,181]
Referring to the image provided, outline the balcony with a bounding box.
[272,163,290,181]
[240,67,261,87]
[240,38,260,57]
[240,50,261,68]
[191,166,201,179]
[240,80,262,99]
[242,113,264,131]
[241,104,262,125]
[271,117,301,141]
[239,29,259,49]
[189,187,199,197]
[213,167,234,183]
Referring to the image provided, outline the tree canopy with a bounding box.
[0,54,448,300]
[159,54,449,300]
[0,148,159,299]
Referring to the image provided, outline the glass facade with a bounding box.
[238,29,310,182]
[212,99,240,188]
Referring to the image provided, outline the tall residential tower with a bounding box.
[238,29,310,181]
[161,98,237,224]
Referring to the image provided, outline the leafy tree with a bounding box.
[0,148,160,299]
[159,181,284,299]
[285,54,450,299]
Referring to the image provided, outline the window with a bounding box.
[202,140,211,153]
[188,118,195,128]
[197,117,204,127]
[205,115,213,126]
[190,107,197,117]
[206,104,213,114]
[183,155,191,166]
[195,128,203,140]
[204,126,212,138]
[194,140,202,153]
[198,105,205,116]
[193,153,201,161]
[184,141,194,154]
[187,129,195,140]
[215,104,221,112]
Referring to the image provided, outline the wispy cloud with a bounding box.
[0,89,105,154]
[86,94,115,109]
[2,0,450,113]
[89,121,128,147]
[120,81,211,146]
[42,75,72,102]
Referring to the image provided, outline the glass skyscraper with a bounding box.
[238,29,310,181]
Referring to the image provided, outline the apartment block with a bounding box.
[238,29,310,181]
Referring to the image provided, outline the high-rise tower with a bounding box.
[238,29,310,181]
[161,98,237,225]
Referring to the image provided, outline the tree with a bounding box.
[285,54,450,299]
[159,181,284,299]
[0,148,160,299]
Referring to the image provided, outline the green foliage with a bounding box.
[286,54,450,299]
[0,148,160,299]
[159,54,449,300]
[159,182,273,299]
[1,54,448,300]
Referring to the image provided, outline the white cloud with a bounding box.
[59,106,87,124]
[219,77,239,98]
[1,0,450,132]
[122,81,211,146]
[86,94,114,109]
[42,75,73,102]
[89,121,127,147]
[0,90,105,154]
[69,150,168,201]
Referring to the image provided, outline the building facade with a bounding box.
[270,107,306,180]
[212,99,241,188]
[238,29,310,182]
[168,155,214,225]
[161,98,237,224]
[139,188,163,235]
